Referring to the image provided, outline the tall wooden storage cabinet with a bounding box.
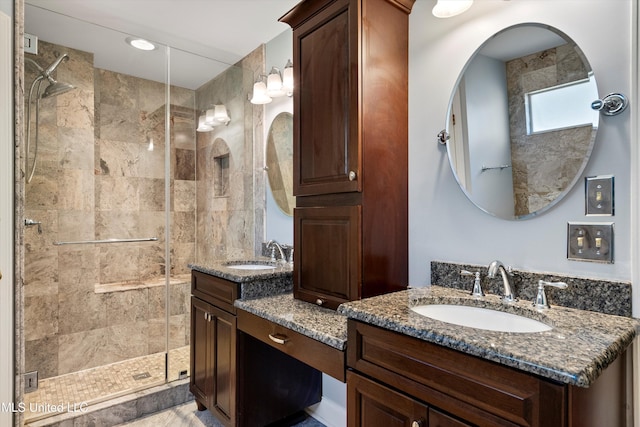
[280,0,414,309]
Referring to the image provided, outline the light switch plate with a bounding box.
[585,175,614,216]
[567,222,614,263]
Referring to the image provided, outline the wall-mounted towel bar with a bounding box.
[481,164,512,173]
[53,237,159,246]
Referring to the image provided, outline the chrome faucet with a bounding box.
[267,240,286,263]
[487,260,516,302]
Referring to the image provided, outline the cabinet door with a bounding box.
[190,297,237,427]
[347,371,428,427]
[294,205,361,309]
[209,305,237,426]
[293,0,360,196]
[190,297,213,408]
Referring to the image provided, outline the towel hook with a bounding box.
[591,93,628,116]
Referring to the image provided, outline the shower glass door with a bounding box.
[22,5,184,423]
[22,3,257,424]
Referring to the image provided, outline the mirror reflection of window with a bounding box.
[525,75,599,135]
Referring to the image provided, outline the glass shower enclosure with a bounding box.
[20,4,251,423]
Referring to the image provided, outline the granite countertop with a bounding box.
[189,259,293,299]
[235,293,348,351]
[338,285,640,387]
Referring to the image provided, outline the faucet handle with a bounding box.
[533,280,568,309]
[461,270,484,297]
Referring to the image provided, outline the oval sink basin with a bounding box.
[411,304,552,333]
[226,264,276,270]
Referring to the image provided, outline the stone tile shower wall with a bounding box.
[195,45,265,264]
[507,43,592,216]
[23,40,195,380]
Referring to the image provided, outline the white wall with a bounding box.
[409,0,632,285]
[0,6,14,426]
[463,54,514,217]
[265,29,294,246]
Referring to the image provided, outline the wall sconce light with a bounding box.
[196,104,230,132]
[432,0,473,18]
[250,60,293,104]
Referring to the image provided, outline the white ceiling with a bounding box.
[24,0,300,89]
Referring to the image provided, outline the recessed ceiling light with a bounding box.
[125,37,156,51]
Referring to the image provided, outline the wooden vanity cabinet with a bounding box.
[190,270,240,426]
[190,270,323,426]
[347,319,628,427]
[281,0,414,310]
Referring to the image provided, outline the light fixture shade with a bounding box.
[282,59,294,96]
[197,114,213,132]
[205,108,216,125]
[432,0,473,18]
[213,104,230,125]
[250,81,272,104]
[266,67,284,97]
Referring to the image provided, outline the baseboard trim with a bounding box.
[306,396,346,427]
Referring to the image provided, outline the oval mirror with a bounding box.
[445,23,599,220]
[266,112,295,216]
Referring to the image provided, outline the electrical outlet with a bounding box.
[567,222,614,263]
[24,371,38,393]
[585,175,614,216]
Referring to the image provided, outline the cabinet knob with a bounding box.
[315,298,324,306]
[348,170,357,181]
[411,420,425,427]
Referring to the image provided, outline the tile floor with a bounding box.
[116,400,326,427]
[24,346,190,424]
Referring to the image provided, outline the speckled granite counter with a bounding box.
[235,293,348,350]
[189,259,293,299]
[338,285,640,387]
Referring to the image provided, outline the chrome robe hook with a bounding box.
[591,93,628,116]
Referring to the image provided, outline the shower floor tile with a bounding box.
[23,346,190,424]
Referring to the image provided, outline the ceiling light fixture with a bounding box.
[432,0,473,18]
[125,37,156,51]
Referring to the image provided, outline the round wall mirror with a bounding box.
[445,23,599,220]
[266,112,295,216]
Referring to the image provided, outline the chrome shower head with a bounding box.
[41,81,75,98]
[37,53,75,98]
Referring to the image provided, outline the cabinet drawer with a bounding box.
[237,310,345,382]
[191,270,239,314]
[348,320,566,427]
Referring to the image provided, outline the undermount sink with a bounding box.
[226,263,276,270]
[411,304,552,333]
